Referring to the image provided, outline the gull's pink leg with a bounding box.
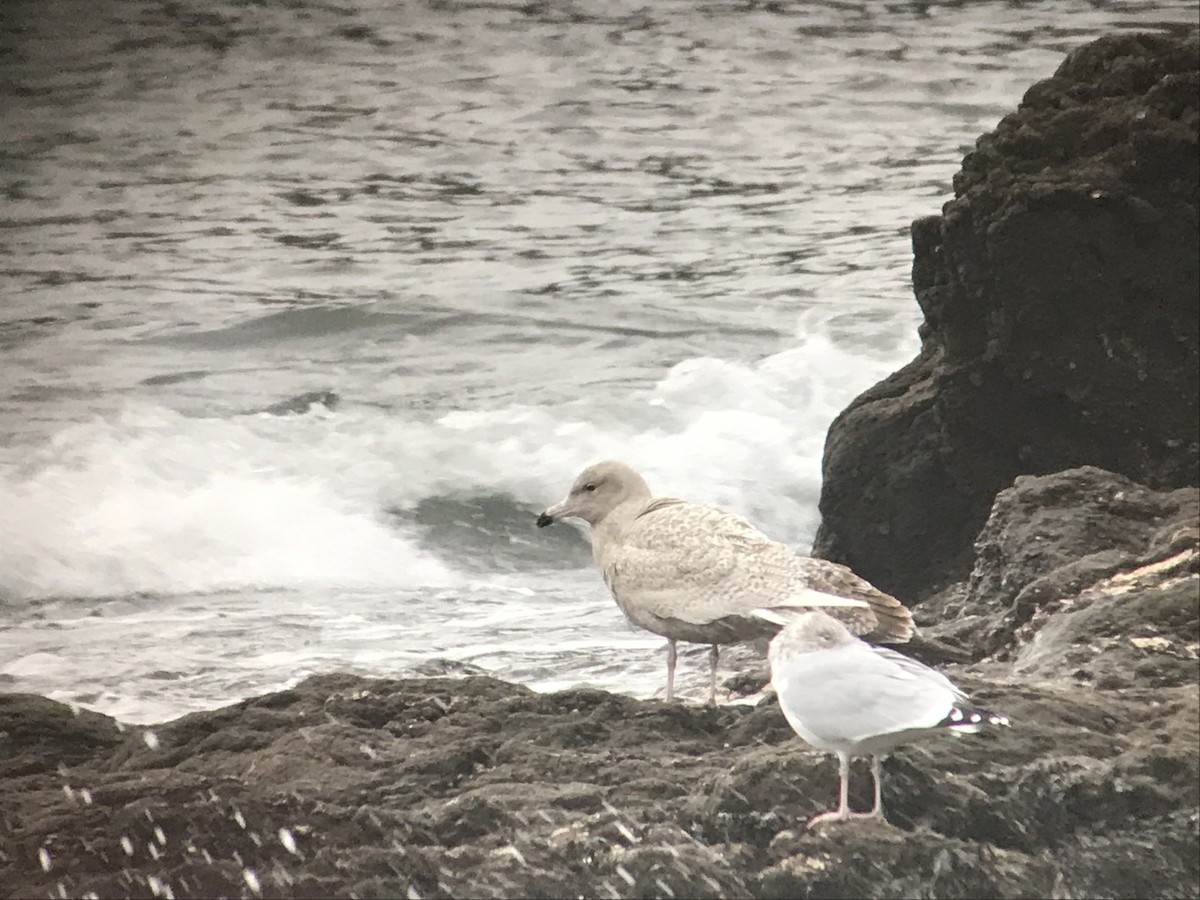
[808,752,853,828]
[855,755,886,820]
[842,755,887,821]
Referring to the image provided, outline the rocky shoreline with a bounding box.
[3,29,1198,900]
[2,460,1196,899]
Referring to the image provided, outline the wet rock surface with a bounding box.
[8,482,1195,894]
[815,30,1200,603]
[2,501,1197,900]
[8,463,1184,900]
[1,658,1197,900]
[919,466,1200,684]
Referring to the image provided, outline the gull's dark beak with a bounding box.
[537,498,570,528]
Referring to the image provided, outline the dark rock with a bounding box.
[917,466,1199,691]
[0,668,1196,899]
[0,694,125,779]
[815,30,1200,603]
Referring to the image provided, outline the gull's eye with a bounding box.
[584,482,597,492]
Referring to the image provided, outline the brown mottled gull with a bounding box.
[535,460,914,704]
[758,609,1009,826]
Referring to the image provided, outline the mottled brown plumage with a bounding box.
[537,461,915,703]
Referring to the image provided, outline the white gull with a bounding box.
[758,608,1010,826]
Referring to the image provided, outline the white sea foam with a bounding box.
[425,324,906,542]
[0,408,456,600]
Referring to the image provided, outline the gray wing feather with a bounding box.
[772,642,958,747]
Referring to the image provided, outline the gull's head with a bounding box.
[536,460,652,529]
[765,610,855,663]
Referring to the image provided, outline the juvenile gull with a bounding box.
[535,460,914,704]
[759,609,1009,827]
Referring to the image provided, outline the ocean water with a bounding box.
[1,0,1195,723]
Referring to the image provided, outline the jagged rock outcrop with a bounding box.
[918,466,1199,685]
[815,30,1200,603]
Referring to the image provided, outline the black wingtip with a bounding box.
[536,513,554,528]
[940,704,1010,731]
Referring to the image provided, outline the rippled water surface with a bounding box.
[1,0,1195,721]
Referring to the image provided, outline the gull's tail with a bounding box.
[792,559,915,644]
